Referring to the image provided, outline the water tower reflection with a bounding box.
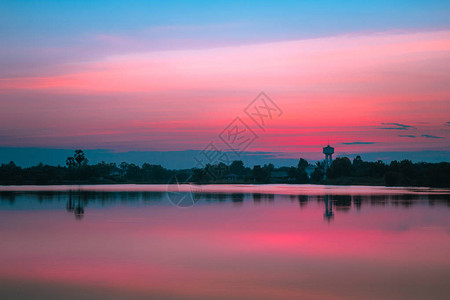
[324,194,334,221]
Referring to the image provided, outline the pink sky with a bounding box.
[1,30,449,157]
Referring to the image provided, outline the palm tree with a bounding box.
[66,157,76,168]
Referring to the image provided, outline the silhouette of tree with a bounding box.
[252,165,265,182]
[0,152,449,187]
[66,157,76,168]
[124,163,141,180]
[327,157,352,179]
[298,158,309,170]
[229,160,245,176]
[192,167,209,183]
[74,149,88,166]
[287,167,297,180]
[310,161,324,182]
[296,158,309,183]
[252,164,272,182]
[385,171,399,186]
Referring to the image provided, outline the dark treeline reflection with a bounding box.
[0,191,165,220]
[1,191,449,221]
[0,190,165,205]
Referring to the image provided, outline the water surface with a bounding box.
[1,184,449,300]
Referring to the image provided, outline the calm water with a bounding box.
[1,184,449,300]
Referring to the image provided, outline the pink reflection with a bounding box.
[0,193,449,300]
[0,183,449,194]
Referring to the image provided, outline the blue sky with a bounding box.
[2,1,450,77]
[2,1,450,59]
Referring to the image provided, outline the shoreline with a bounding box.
[1,183,450,195]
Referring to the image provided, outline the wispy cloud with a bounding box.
[342,142,375,145]
[446,122,450,126]
[399,135,416,138]
[379,123,415,130]
[144,22,244,33]
[1,30,449,154]
[421,134,443,139]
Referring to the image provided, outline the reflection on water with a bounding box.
[1,189,449,222]
[0,185,449,300]
[324,195,333,221]
[66,192,84,219]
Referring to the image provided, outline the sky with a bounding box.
[0,1,449,166]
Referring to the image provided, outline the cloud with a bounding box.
[421,134,443,139]
[1,30,449,154]
[2,30,450,94]
[379,123,415,130]
[342,142,375,145]
[398,135,416,138]
[446,122,450,126]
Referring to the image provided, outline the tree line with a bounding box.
[0,150,449,187]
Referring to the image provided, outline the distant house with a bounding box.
[270,171,288,180]
[109,168,126,179]
[225,173,239,181]
[110,170,120,177]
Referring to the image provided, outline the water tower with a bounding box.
[323,144,334,171]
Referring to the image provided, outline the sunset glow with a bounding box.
[1,1,449,163]
[1,3,449,300]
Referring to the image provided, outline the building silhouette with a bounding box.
[323,145,334,172]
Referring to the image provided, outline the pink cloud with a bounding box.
[2,30,449,93]
[0,30,449,152]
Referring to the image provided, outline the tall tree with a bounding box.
[327,157,352,179]
[66,157,76,168]
[297,158,309,183]
[74,149,88,166]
